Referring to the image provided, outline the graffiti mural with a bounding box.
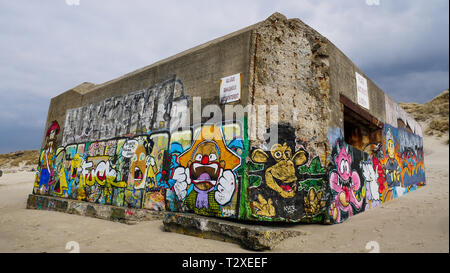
[245,124,328,222]
[173,125,242,217]
[34,121,60,195]
[141,133,169,211]
[380,125,426,197]
[61,77,188,146]
[34,122,426,223]
[328,139,364,223]
[298,156,329,221]
[360,143,384,209]
[327,123,426,223]
[32,74,426,224]
[33,122,245,218]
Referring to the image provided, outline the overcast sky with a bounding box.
[0,0,448,153]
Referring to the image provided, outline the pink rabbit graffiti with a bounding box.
[329,144,363,223]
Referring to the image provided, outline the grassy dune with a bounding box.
[399,89,449,140]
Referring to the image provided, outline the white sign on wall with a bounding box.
[355,72,369,110]
[219,73,241,104]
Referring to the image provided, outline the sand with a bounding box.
[0,135,448,253]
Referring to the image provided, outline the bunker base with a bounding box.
[163,212,304,251]
[26,194,304,250]
[26,194,165,224]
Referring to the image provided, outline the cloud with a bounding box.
[0,0,448,153]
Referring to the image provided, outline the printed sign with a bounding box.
[219,73,241,104]
[355,72,369,109]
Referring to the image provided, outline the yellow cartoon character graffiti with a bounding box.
[384,128,400,188]
[130,144,148,190]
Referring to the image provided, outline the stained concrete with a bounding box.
[163,212,305,251]
[41,12,400,157]
[26,194,165,224]
[42,24,257,149]
[26,194,304,250]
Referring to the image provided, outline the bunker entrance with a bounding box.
[340,95,383,153]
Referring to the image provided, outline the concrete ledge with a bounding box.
[26,194,304,250]
[163,212,305,251]
[26,194,165,224]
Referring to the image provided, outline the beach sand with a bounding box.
[0,136,447,253]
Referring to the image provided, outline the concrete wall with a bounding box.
[33,12,426,224]
[242,13,332,222]
[42,24,256,149]
[240,13,425,223]
[327,42,387,129]
[35,22,257,220]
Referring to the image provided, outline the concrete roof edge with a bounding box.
[80,21,263,95]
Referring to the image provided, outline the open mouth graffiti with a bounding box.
[71,167,78,178]
[271,174,297,193]
[190,162,220,190]
[337,177,352,203]
[134,167,143,182]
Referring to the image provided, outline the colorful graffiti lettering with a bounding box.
[33,123,244,219]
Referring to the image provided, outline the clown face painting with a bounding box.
[172,125,241,217]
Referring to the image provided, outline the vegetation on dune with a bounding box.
[0,150,40,170]
[399,89,449,139]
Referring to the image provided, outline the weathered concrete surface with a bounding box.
[327,31,386,130]
[26,194,304,250]
[42,24,256,149]
[26,194,165,224]
[163,212,305,251]
[249,12,332,160]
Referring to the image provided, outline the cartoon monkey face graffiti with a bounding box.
[188,141,225,191]
[252,143,307,198]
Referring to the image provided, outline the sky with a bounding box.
[0,0,448,153]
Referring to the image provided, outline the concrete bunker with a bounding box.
[30,13,426,224]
